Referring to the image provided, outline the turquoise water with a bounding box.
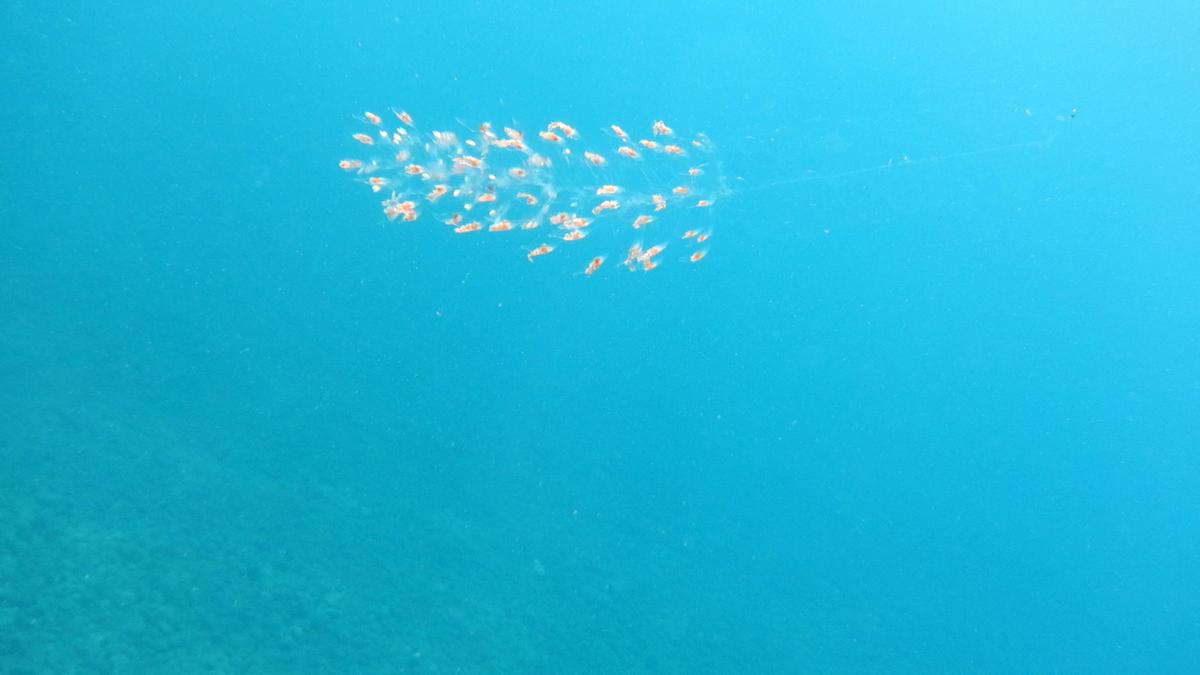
[2,2,1197,672]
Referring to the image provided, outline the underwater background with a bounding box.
[2,1,1197,672]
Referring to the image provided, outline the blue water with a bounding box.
[2,2,1197,672]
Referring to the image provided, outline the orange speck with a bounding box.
[527,243,554,262]
[547,121,578,138]
[591,199,620,216]
[624,243,643,269]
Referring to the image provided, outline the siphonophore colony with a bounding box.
[339,110,729,275]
